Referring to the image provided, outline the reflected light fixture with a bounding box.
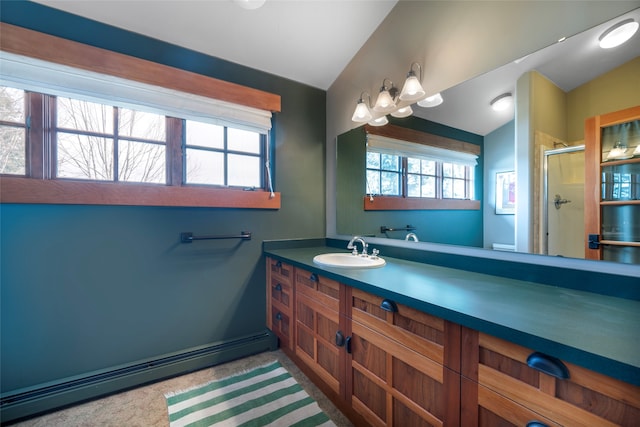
[373,78,398,113]
[417,92,443,108]
[351,92,373,123]
[233,0,266,9]
[399,63,426,102]
[390,105,413,118]
[599,18,639,49]
[368,116,389,127]
[490,93,513,112]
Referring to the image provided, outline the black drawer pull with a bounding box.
[335,331,345,347]
[380,299,398,313]
[310,273,318,282]
[275,312,283,321]
[345,336,352,354]
[527,422,550,427]
[275,261,282,268]
[274,283,282,291]
[526,352,570,379]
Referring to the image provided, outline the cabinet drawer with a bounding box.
[267,258,293,284]
[295,268,341,312]
[349,288,460,370]
[268,275,292,311]
[465,331,640,426]
[270,306,292,350]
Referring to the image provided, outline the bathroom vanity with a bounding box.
[264,239,639,426]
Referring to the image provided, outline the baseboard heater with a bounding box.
[1,330,278,424]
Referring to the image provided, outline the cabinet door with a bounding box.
[294,268,345,396]
[347,288,460,426]
[266,258,294,350]
[462,328,640,426]
[584,105,640,262]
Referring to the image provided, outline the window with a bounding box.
[0,86,26,175]
[363,125,480,211]
[0,24,281,208]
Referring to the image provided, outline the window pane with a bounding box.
[57,97,113,133]
[366,152,380,169]
[453,179,465,198]
[422,160,436,175]
[119,109,165,141]
[57,133,114,180]
[407,173,420,197]
[186,121,223,149]
[185,148,224,185]
[381,154,399,171]
[366,170,380,194]
[0,125,26,175]
[228,128,260,154]
[0,86,25,122]
[443,178,453,198]
[407,158,420,174]
[118,140,165,184]
[381,171,400,195]
[452,163,465,178]
[422,176,436,197]
[443,162,453,178]
[228,153,260,187]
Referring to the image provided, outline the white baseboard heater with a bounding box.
[1,330,277,424]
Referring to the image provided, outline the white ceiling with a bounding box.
[32,1,639,135]
[32,0,398,90]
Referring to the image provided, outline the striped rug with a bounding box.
[165,360,336,427]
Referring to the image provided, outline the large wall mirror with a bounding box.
[336,8,640,265]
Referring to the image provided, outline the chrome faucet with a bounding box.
[405,232,419,242]
[347,236,368,256]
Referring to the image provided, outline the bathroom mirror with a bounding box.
[336,8,640,262]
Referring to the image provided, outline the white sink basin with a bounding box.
[313,253,386,269]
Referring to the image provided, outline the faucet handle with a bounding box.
[362,243,368,256]
[371,248,379,258]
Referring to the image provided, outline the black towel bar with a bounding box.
[180,231,251,243]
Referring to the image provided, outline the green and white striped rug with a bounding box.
[165,360,336,427]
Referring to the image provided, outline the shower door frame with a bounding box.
[542,144,585,255]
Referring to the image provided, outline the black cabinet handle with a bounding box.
[335,331,345,347]
[526,352,570,379]
[275,261,282,268]
[345,336,352,354]
[380,299,398,313]
[275,312,283,321]
[274,283,282,291]
[310,273,318,282]
[527,421,550,427]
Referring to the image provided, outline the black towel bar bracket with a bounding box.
[180,231,251,243]
[381,225,416,233]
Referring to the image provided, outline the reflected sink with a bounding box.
[313,253,386,269]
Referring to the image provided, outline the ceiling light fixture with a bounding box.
[599,18,639,49]
[233,0,266,10]
[399,63,426,102]
[490,93,513,112]
[417,92,443,108]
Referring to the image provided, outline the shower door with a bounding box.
[544,146,585,258]
[584,106,640,264]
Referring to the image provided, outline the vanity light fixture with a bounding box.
[351,92,373,123]
[390,105,413,118]
[417,92,443,108]
[373,78,398,113]
[490,93,513,112]
[368,116,389,127]
[399,63,426,102]
[599,18,639,49]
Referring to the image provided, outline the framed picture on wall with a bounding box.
[496,171,516,214]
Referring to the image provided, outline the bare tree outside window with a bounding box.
[0,87,26,175]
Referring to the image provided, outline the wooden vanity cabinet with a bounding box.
[461,328,640,426]
[346,288,461,427]
[294,267,345,397]
[266,257,294,350]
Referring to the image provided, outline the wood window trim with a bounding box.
[365,124,481,156]
[0,177,281,209]
[0,23,282,209]
[364,195,480,211]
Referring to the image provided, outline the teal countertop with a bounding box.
[264,245,640,386]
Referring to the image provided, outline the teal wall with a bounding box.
[0,2,325,393]
[336,117,484,247]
